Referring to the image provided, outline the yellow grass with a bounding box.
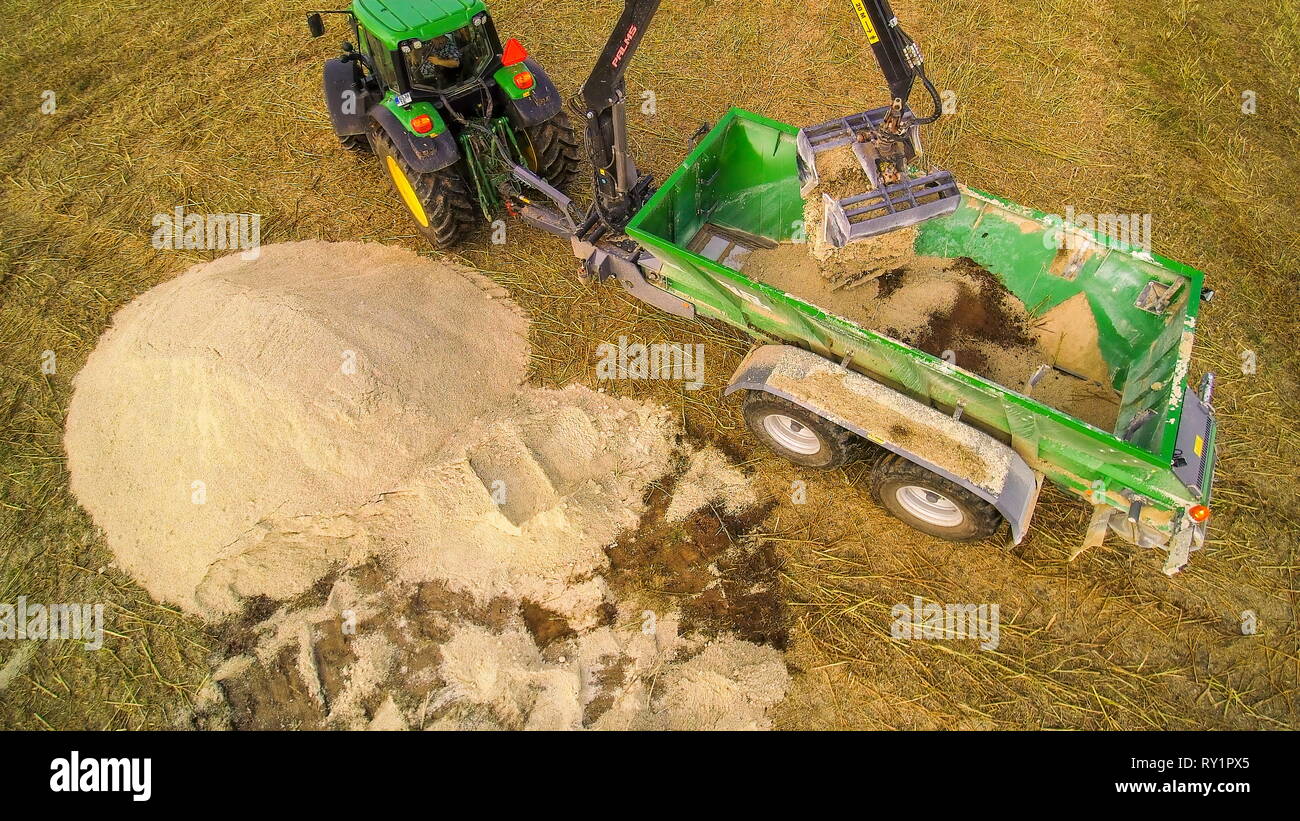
[0,0,1296,729]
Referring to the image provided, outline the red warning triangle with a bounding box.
[502,38,528,66]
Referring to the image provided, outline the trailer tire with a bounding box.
[368,124,478,249]
[523,110,582,189]
[870,454,1002,541]
[742,392,859,470]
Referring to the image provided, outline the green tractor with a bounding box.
[306,0,582,248]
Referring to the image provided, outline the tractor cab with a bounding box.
[351,1,503,106]
[308,0,581,247]
[399,27,496,93]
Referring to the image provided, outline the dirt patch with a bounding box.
[912,258,1038,353]
[682,540,788,649]
[607,462,786,650]
[664,445,758,522]
[874,267,908,300]
[196,450,790,731]
[521,600,577,647]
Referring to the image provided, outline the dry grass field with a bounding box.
[1,0,1297,729]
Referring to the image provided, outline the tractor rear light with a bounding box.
[411,114,434,134]
[1188,504,1210,523]
[502,38,528,66]
[513,71,534,90]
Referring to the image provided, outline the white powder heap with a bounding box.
[357,385,678,629]
[67,242,787,731]
[65,241,531,617]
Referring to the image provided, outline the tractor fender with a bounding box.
[725,344,1043,543]
[369,105,460,174]
[323,58,370,138]
[502,59,563,128]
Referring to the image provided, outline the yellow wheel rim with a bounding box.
[385,154,429,228]
[520,130,539,172]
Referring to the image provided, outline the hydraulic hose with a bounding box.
[909,65,944,126]
[894,25,944,126]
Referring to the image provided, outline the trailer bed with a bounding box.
[625,107,1215,524]
[688,221,1123,430]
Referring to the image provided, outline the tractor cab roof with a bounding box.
[352,0,488,50]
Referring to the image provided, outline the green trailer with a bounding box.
[461,2,1218,572]
[617,108,1217,572]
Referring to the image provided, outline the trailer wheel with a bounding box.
[871,454,1002,541]
[742,392,859,469]
[368,124,478,249]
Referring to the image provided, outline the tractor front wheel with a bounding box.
[368,124,477,249]
[523,110,582,190]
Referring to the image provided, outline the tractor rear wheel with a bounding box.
[870,454,1002,541]
[368,124,478,249]
[340,133,370,152]
[523,110,582,190]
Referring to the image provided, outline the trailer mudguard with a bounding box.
[369,105,460,174]
[725,344,1043,543]
[323,58,370,138]
[502,60,563,128]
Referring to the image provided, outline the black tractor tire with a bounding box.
[523,110,582,190]
[742,392,860,470]
[340,133,370,152]
[368,124,478,249]
[870,453,1003,541]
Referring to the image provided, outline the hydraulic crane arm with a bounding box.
[580,0,660,115]
[508,0,949,244]
[852,0,915,105]
[795,0,958,245]
[850,0,943,125]
[572,0,662,236]
[564,0,943,236]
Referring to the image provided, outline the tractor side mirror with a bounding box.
[306,13,325,38]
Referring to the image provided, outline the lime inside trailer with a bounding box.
[625,107,1215,546]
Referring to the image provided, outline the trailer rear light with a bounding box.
[502,38,528,66]
[411,114,434,134]
[1189,504,1210,522]
[513,71,534,90]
